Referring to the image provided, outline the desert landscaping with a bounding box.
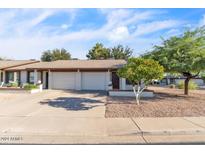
[106,86,205,118]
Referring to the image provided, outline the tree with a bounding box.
[86,43,111,60]
[110,45,133,60]
[41,48,71,62]
[142,26,205,95]
[117,58,164,105]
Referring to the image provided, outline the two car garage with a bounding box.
[51,72,108,91]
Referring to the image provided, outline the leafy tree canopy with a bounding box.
[142,26,205,95]
[111,45,133,60]
[143,26,205,74]
[118,58,164,85]
[86,43,111,60]
[86,43,133,60]
[41,48,71,62]
[117,58,164,104]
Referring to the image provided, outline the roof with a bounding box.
[0,60,39,70]
[5,60,127,71]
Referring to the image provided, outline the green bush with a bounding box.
[24,84,38,90]
[177,81,198,90]
[7,82,18,87]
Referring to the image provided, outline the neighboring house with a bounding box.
[0,59,132,91]
[160,75,204,86]
[0,60,39,84]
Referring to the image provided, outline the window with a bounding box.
[28,72,34,83]
[126,79,132,85]
[6,72,14,83]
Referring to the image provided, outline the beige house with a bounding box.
[0,60,131,91]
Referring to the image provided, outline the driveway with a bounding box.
[0,90,143,144]
[0,90,106,118]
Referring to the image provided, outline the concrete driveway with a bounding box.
[0,90,143,144]
[0,90,106,117]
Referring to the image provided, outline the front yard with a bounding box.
[105,86,205,118]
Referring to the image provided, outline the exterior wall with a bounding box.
[43,71,47,89]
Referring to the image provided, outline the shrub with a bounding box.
[24,84,38,90]
[177,81,198,90]
[7,82,18,87]
[169,84,176,89]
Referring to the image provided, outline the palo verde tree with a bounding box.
[143,26,205,95]
[117,58,164,105]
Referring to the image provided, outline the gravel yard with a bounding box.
[105,86,205,118]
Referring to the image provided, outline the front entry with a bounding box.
[45,72,49,89]
[112,72,119,90]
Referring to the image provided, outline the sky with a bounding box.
[0,8,205,60]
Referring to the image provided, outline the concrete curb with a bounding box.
[109,129,205,136]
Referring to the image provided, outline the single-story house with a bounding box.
[0,59,132,91]
[0,60,39,84]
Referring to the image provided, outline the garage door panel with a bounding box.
[52,72,76,90]
[82,72,106,90]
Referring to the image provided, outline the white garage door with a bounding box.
[52,72,76,90]
[82,72,106,90]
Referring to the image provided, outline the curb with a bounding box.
[109,129,205,136]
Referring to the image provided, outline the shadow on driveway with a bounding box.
[39,97,104,111]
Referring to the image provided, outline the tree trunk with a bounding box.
[184,77,190,95]
[133,85,140,105]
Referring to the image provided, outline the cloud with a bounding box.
[108,26,129,42]
[199,14,205,26]
[134,20,183,36]
[165,28,181,37]
[0,9,187,60]
[61,24,69,29]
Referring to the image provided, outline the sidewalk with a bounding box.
[1,117,205,144]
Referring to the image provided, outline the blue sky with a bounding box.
[0,8,205,60]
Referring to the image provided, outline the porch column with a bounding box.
[121,78,126,90]
[75,69,81,90]
[13,72,17,82]
[2,71,6,83]
[33,69,38,84]
[48,70,52,89]
[105,70,111,90]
